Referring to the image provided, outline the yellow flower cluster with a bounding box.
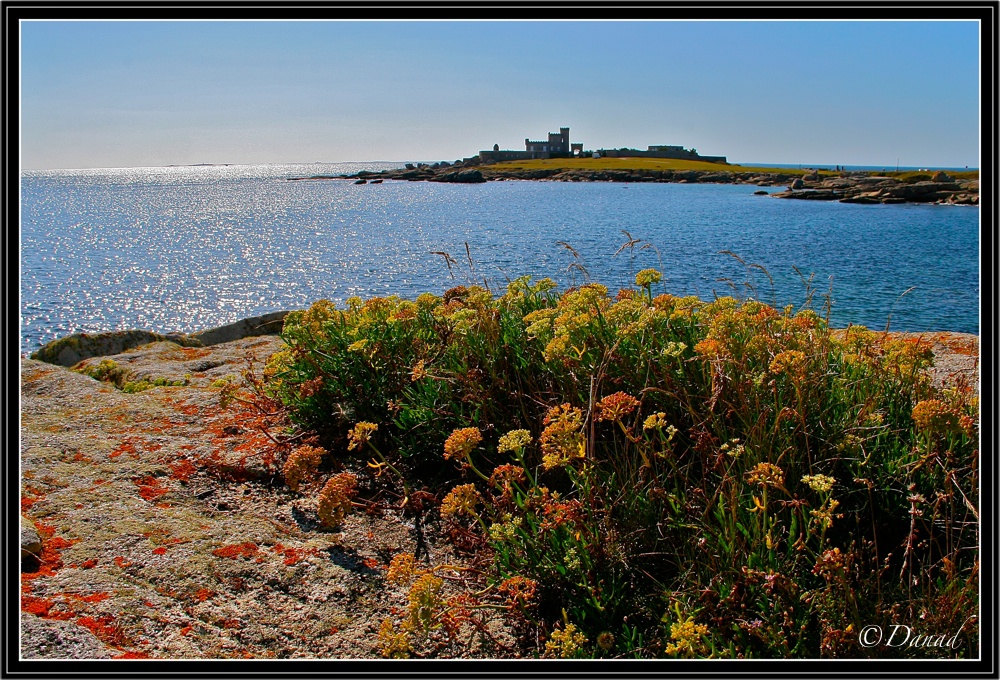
[317,472,357,527]
[539,404,586,470]
[911,399,961,435]
[440,483,481,517]
[542,335,572,363]
[544,623,588,658]
[262,349,293,381]
[720,438,745,458]
[378,618,410,658]
[810,498,841,531]
[801,474,836,493]
[347,338,369,353]
[635,268,662,287]
[488,514,523,542]
[665,618,710,657]
[282,444,325,492]
[769,349,807,377]
[559,283,610,315]
[443,427,482,460]
[289,299,341,341]
[662,340,687,358]
[497,429,532,453]
[643,412,669,431]
[347,421,378,451]
[523,308,559,339]
[407,573,445,634]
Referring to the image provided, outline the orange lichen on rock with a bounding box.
[76,615,131,647]
[110,439,139,459]
[133,476,170,502]
[212,542,259,559]
[272,543,318,566]
[168,459,198,482]
[173,400,203,417]
[67,592,111,604]
[22,526,78,583]
[193,588,215,602]
[21,595,76,620]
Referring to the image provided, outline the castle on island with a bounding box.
[476,126,727,164]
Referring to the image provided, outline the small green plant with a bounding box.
[75,359,187,392]
[78,358,131,388]
[121,376,187,393]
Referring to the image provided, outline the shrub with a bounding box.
[263,271,979,659]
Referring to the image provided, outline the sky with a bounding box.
[19,20,982,170]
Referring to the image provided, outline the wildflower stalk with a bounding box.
[366,440,411,499]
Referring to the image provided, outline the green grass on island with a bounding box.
[486,157,979,180]
[241,263,979,659]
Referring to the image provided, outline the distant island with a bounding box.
[293,125,979,206]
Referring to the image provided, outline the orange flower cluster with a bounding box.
[317,472,357,527]
[440,483,481,517]
[489,464,526,495]
[443,427,482,461]
[498,575,538,610]
[595,392,640,422]
[746,462,785,489]
[386,553,417,585]
[282,445,325,492]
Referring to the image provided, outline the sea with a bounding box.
[19,162,980,355]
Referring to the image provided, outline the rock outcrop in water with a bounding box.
[29,311,292,367]
[769,175,979,205]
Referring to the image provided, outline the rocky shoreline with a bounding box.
[20,321,512,661]
[295,163,978,206]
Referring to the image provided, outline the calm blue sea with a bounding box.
[20,163,980,354]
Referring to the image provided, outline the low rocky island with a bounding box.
[295,162,978,206]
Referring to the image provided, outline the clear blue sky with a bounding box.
[20,20,981,169]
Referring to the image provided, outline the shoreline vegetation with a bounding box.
[292,158,979,206]
[22,269,980,660]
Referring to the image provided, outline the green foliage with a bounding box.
[76,359,187,392]
[78,359,131,388]
[265,271,979,659]
[121,376,188,393]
